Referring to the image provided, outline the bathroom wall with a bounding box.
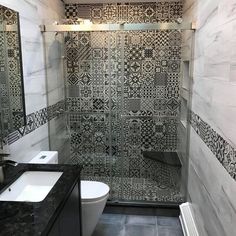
[65,1,184,202]
[183,0,236,235]
[0,0,65,163]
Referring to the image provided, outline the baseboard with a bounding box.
[104,201,181,217]
[179,202,199,236]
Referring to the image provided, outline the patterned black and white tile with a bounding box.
[7,100,65,145]
[65,1,183,202]
[190,111,236,181]
[65,2,183,24]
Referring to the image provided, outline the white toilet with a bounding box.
[30,151,110,236]
[81,180,109,236]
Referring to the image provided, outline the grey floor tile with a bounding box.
[157,226,184,236]
[123,207,156,216]
[125,215,157,225]
[125,224,156,236]
[92,222,125,236]
[156,217,181,229]
[99,213,126,225]
[104,206,126,214]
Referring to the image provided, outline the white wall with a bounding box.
[184,0,236,235]
[0,0,65,163]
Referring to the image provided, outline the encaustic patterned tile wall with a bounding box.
[65,2,184,202]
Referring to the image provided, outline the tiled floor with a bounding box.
[92,214,184,236]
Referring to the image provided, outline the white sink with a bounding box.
[0,171,63,202]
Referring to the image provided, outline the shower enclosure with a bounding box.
[43,2,194,205]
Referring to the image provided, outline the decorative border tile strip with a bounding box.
[190,111,236,181]
[7,100,65,145]
[65,1,183,24]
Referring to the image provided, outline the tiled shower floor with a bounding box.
[92,214,184,236]
[84,176,185,203]
[69,150,184,203]
[70,152,184,202]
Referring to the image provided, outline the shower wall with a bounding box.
[65,1,184,202]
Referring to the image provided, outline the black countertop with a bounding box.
[0,164,82,236]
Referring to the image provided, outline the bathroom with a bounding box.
[0,0,235,235]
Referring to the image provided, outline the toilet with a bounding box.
[81,181,109,236]
[30,151,110,236]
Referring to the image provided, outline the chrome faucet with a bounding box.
[0,160,18,167]
[0,155,18,183]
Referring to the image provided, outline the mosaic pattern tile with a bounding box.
[65,2,183,202]
[65,2,183,24]
[67,160,183,202]
[190,111,236,181]
[7,100,65,145]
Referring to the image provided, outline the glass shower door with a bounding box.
[64,27,184,204]
[66,30,119,196]
[44,31,69,164]
[111,29,184,203]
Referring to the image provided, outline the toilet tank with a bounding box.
[29,151,58,164]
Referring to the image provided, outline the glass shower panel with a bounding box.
[44,32,69,164]
[65,27,185,203]
[112,29,184,202]
[66,31,114,190]
[107,31,124,200]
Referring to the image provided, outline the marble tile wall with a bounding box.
[0,0,65,162]
[183,0,236,235]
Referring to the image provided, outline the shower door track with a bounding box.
[107,200,182,207]
[105,201,181,217]
[40,22,196,32]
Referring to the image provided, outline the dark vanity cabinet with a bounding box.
[48,182,81,236]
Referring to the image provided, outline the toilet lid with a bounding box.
[81,181,110,200]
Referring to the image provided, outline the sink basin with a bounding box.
[0,171,63,202]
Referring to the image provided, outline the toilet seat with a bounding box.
[81,181,110,202]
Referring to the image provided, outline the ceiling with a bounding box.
[63,0,180,4]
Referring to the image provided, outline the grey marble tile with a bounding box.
[94,214,183,236]
[1,0,65,164]
[125,215,157,225]
[92,222,125,236]
[123,207,156,216]
[188,130,236,236]
[124,224,156,236]
[157,226,183,236]
[156,217,181,229]
[99,214,126,225]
